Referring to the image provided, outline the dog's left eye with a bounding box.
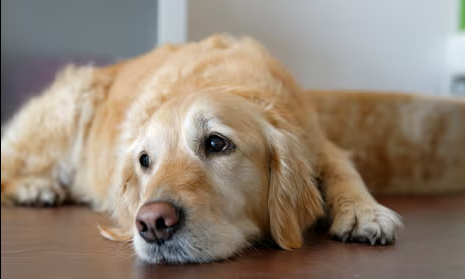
[139,153,150,169]
[205,135,233,153]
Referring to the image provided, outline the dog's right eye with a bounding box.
[139,153,150,169]
[205,134,234,153]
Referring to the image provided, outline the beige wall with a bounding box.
[189,0,458,95]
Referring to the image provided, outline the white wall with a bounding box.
[157,0,187,45]
[189,0,458,95]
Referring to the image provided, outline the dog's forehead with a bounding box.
[185,93,258,121]
[149,93,229,129]
[182,95,237,137]
[184,93,263,133]
[142,92,265,154]
[143,94,233,145]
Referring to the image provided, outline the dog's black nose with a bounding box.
[136,201,181,243]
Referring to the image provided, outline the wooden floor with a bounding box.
[2,196,465,279]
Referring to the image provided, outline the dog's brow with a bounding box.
[195,114,209,131]
[189,114,210,157]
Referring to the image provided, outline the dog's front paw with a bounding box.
[1,177,66,206]
[330,202,402,245]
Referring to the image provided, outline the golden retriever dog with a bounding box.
[1,35,403,263]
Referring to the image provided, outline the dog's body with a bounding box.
[1,35,402,263]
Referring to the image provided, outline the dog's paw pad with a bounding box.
[2,177,65,206]
[330,203,402,245]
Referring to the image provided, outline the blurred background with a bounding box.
[2,0,464,123]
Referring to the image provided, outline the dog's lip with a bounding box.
[144,239,194,264]
[139,227,186,247]
[145,236,175,246]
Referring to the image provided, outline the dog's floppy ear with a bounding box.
[97,168,136,242]
[99,148,142,242]
[98,224,132,241]
[265,108,324,250]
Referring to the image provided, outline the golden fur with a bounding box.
[309,91,465,195]
[1,35,411,263]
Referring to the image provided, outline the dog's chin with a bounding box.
[133,232,234,264]
[132,217,262,264]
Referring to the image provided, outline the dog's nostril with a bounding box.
[155,217,167,230]
[136,220,149,233]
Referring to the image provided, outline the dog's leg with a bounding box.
[315,141,402,245]
[1,65,104,206]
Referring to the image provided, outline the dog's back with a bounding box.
[307,90,465,195]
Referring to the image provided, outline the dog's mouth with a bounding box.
[145,239,194,264]
[133,230,216,264]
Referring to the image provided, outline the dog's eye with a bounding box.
[139,153,150,169]
[205,135,233,153]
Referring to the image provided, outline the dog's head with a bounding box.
[99,35,324,263]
